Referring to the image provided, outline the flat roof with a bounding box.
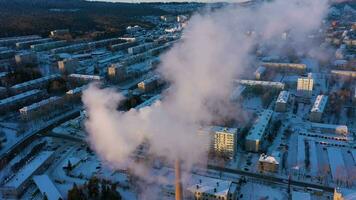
[246,109,273,141]
[187,176,233,196]
[33,175,63,200]
[327,147,347,182]
[19,96,62,113]
[291,191,311,200]
[311,95,328,113]
[0,89,42,106]
[11,74,61,90]
[5,151,54,188]
[276,90,290,104]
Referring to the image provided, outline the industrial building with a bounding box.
[10,74,61,94]
[258,151,280,173]
[297,73,314,98]
[275,90,290,112]
[310,95,328,122]
[186,177,237,200]
[0,151,54,198]
[245,109,273,152]
[311,123,348,135]
[0,89,46,113]
[213,126,238,160]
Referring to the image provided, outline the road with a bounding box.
[207,165,335,193]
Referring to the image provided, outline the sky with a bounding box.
[87,0,252,3]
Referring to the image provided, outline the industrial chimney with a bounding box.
[175,159,183,200]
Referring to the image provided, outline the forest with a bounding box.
[0,0,170,37]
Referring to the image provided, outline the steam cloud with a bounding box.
[82,0,328,194]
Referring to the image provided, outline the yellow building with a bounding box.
[213,127,238,160]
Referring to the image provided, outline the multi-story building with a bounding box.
[137,75,161,92]
[297,73,314,98]
[19,96,64,120]
[213,127,238,160]
[108,63,127,82]
[15,52,37,66]
[275,90,290,112]
[245,109,273,152]
[235,79,285,90]
[310,95,328,122]
[10,74,61,94]
[261,62,307,73]
[58,58,79,74]
[0,89,46,113]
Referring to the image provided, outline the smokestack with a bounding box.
[175,159,183,200]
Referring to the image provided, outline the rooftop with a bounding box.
[246,109,273,141]
[311,95,328,113]
[276,90,290,104]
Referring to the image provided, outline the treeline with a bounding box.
[68,177,121,200]
[0,0,169,37]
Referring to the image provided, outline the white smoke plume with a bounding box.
[82,0,328,196]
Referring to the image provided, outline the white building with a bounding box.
[0,151,54,198]
[186,177,237,200]
[33,175,63,200]
[331,70,356,78]
[245,109,273,152]
[310,95,328,122]
[275,90,290,112]
[258,151,280,173]
[297,73,314,97]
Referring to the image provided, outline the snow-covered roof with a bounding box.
[311,123,348,135]
[187,177,233,197]
[259,151,280,165]
[33,175,63,200]
[291,191,311,200]
[261,62,306,70]
[331,70,356,77]
[135,94,161,110]
[66,85,88,95]
[0,89,42,106]
[327,147,347,182]
[19,96,62,113]
[276,90,289,104]
[11,74,61,90]
[311,95,328,113]
[213,126,238,135]
[69,74,102,81]
[235,79,285,89]
[4,151,54,188]
[246,109,273,141]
